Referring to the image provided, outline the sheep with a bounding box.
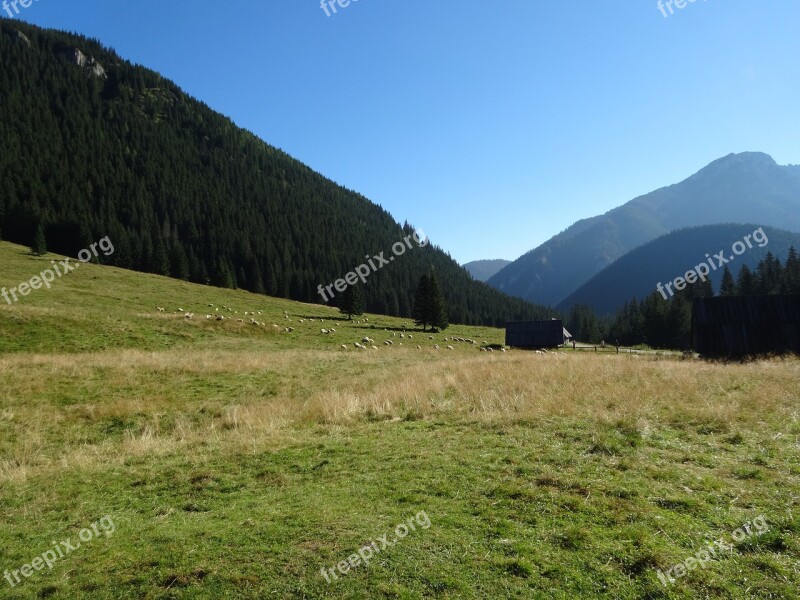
[354,342,366,350]
[184,313,193,319]
[400,333,405,339]
[177,308,184,313]
[216,315,225,321]
[447,345,454,350]
[385,341,392,346]
[330,328,336,333]
[407,335,413,339]
[208,303,214,307]
[156,307,165,312]
[362,337,374,344]
[429,336,434,340]
[434,344,440,349]
[371,345,378,350]
[299,319,305,323]
[501,348,507,353]
[480,348,487,352]
[417,345,422,349]
[340,344,347,350]
[206,315,212,320]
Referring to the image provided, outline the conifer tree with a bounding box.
[339,284,364,321]
[31,223,47,256]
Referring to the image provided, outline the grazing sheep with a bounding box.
[206,315,212,320]
[385,341,391,346]
[330,328,336,333]
[156,307,165,312]
[216,316,225,321]
[447,345,454,350]
[208,303,214,307]
[434,344,440,349]
[480,348,487,352]
[400,333,405,339]
[341,344,347,350]
[371,345,378,350]
[177,308,184,313]
[362,337,374,344]
[429,336,434,340]
[501,348,507,353]
[417,345,421,349]
[184,313,193,319]
[321,329,329,334]
[299,319,305,324]
[407,335,413,339]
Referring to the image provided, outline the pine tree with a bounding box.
[785,246,800,294]
[428,273,449,331]
[339,285,364,320]
[31,223,47,256]
[737,264,756,296]
[412,274,431,331]
[719,265,736,296]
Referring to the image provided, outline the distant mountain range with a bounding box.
[463,259,510,282]
[488,152,800,308]
[557,224,800,315]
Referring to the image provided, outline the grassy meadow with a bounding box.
[0,240,798,599]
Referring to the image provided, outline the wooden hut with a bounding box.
[691,295,800,357]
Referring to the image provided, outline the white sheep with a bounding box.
[447,345,454,350]
[341,344,347,350]
[156,307,165,312]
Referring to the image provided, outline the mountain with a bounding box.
[463,259,510,282]
[557,224,800,315]
[0,19,553,327]
[487,152,800,307]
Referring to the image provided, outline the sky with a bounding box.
[9,0,800,264]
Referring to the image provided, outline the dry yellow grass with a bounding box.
[2,348,798,483]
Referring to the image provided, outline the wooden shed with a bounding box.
[691,295,800,357]
[506,319,567,349]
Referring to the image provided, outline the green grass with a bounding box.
[1,241,798,599]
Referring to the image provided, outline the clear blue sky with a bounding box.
[12,0,800,264]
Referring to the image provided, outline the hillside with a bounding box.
[463,259,511,282]
[0,19,551,327]
[558,224,800,315]
[488,152,800,307]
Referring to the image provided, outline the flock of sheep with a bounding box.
[155,305,512,352]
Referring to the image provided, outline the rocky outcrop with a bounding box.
[63,47,106,78]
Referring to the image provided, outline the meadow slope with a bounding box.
[0,241,798,599]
